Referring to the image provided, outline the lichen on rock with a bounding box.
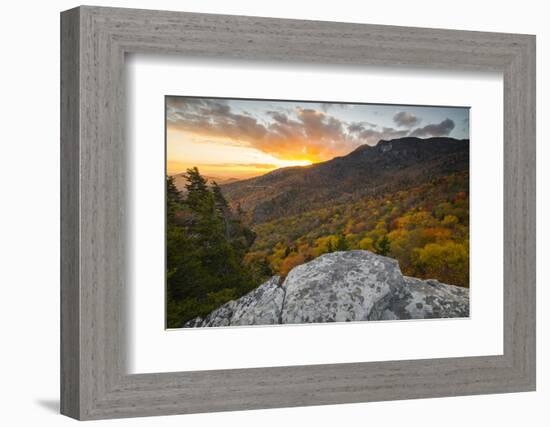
[281,250,403,324]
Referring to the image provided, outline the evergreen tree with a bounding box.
[184,167,212,214]
[212,181,229,211]
[166,176,184,221]
[375,235,390,256]
[212,181,231,239]
[335,234,348,251]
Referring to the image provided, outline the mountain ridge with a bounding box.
[221,136,469,224]
[171,172,239,194]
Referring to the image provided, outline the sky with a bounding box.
[166,97,469,179]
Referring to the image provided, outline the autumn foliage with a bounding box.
[244,171,469,287]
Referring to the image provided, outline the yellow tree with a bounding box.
[414,240,469,287]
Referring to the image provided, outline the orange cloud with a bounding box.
[167,99,358,163]
[167,98,456,164]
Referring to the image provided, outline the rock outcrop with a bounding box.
[184,276,284,327]
[370,275,470,320]
[183,250,469,328]
[281,250,401,324]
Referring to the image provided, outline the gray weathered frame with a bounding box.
[60,5,536,420]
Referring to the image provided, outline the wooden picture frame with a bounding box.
[60,5,536,420]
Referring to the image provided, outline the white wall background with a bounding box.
[0,0,547,425]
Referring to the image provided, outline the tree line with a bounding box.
[166,167,268,328]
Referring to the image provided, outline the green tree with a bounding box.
[335,234,348,251]
[212,181,231,239]
[183,167,211,213]
[375,235,390,256]
[166,176,184,221]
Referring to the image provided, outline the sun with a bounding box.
[280,159,313,167]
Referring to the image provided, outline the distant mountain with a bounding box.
[172,173,239,194]
[221,137,469,224]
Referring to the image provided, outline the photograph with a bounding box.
[165,97,470,328]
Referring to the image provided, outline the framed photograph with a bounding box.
[61,6,536,420]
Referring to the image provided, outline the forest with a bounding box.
[245,170,469,286]
[166,168,261,328]
[166,165,469,328]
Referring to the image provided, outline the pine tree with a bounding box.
[212,181,229,211]
[212,182,231,239]
[375,235,390,256]
[335,234,348,251]
[166,176,183,221]
[183,167,212,214]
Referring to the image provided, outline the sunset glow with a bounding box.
[166,129,314,178]
[166,97,469,179]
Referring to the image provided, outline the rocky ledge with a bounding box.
[183,250,469,328]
